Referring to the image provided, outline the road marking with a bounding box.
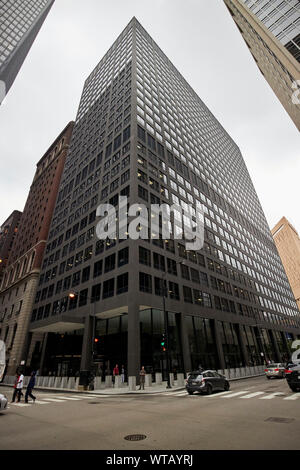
[259,392,285,400]
[33,400,50,405]
[283,394,300,400]
[41,398,65,402]
[204,391,235,398]
[82,395,112,398]
[51,396,81,401]
[240,392,265,399]
[222,391,250,398]
[67,395,96,399]
[10,403,30,407]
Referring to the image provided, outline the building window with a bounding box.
[96,240,104,255]
[72,271,81,287]
[82,266,90,283]
[183,286,193,303]
[169,281,180,300]
[84,246,93,261]
[191,268,200,284]
[118,247,129,266]
[91,284,101,302]
[104,253,116,272]
[123,125,130,142]
[93,260,103,278]
[138,125,145,142]
[117,273,128,294]
[103,278,114,298]
[138,185,148,201]
[181,264,190,280]
[79,289,88,307]
[139,246,151,266]
[139,272,152,293]
[153,252,165,271]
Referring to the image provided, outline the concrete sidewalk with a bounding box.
[1,373,264,396]
[0,381,184,395]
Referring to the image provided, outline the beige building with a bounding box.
[272,217,300,311]
[223,0,300,132]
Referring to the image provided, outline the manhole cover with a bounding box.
[265,417,294,424]
[124,434,147,441]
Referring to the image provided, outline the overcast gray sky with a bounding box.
[0,0,299,233]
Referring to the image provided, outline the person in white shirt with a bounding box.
[11,372,24,402]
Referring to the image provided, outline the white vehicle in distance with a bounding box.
[264,362,286,379]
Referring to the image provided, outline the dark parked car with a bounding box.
[186,370,230,395]
[264,363,286,379]
[285,361,300,392]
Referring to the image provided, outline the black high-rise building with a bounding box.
[29,18,300,381]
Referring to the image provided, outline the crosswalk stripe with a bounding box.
[32,400,49,405]
[240,392,265,399]
[259,392,285,400]
[222,391,250,398]
[283,394,300,400]
[41,398,65,402]
[67,395,94,399]
[204,391,233,398]
[50,396,81,401]
[10,403,30,407]
[81,395,111,398]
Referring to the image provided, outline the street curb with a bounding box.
[0,374,265,396]
[228,373,265,381]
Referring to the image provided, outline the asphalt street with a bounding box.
[0,375,299,450]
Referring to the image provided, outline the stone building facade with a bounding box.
[272,217,300,311]
[0,122,74,374]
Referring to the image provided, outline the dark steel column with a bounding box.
[214,320,226,370]
[80,314,93,371]
[127,301,140,379]
[236,323,248,366]
[180,313,192,375]
[269,329,282,362]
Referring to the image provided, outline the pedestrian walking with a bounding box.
[17,372,24,401]
[121,365,125,384]
[139,366,146,390]
[11,372,24,402]
[11,373,20,403]
[112,364,119,387]
[25,371,36,403]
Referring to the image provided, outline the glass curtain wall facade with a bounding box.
[224,0,300,131]
[0,0,55,101]
[241,0,300,62]
[29,18,300,379]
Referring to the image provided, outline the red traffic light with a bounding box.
[94,337,99,343]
